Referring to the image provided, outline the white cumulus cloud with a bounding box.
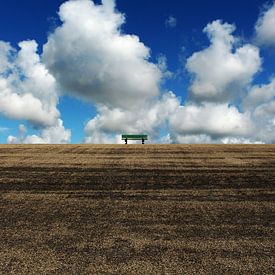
[170,103,254,141]
[0,40,60,127]
[2,0,273,145]
[84,92,180,143]
[169,20,263,144]
[255,2,275,47]
[243,78,275,143]
[186,20,261,103]
[43,0,162,110]
[244,78,275,112]
[0,41,13,73]
[0,40,71,144]
[8,119,71,144]
[42,0,179,144]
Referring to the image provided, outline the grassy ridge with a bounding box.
[0,145,274,273]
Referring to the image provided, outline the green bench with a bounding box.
[122,134,148,144]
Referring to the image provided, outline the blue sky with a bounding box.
[0,0,274,144]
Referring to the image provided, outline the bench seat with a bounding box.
[122,134,148,144]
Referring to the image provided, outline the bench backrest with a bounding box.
[122,134,148,140]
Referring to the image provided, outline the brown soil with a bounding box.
[0,145,274,274]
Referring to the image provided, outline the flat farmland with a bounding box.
[0,145,274,274]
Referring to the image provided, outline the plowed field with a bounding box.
[0,145,274,274]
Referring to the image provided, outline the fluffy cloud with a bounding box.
[244,78,275,112]
[244,79,275,128]
[221,137,264,144]
[8,119,71,144]
[84,92,180,143]
[243,79,275,143]
[186,20,261,103]
[170,103,253,141]
[43,0,178,144]
[0,40,60,127]
[0,40,71,144]
[255,3,275,46]
[0,41,12,73]
[168,20,262,144]
[43,0,162,110]
[157,54,173,80]
[171,134,213,144]
[2,0,273,144]
[172,134,264,144]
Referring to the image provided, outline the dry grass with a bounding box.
[0,145,274,274]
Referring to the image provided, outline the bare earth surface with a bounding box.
[0,144,274,274]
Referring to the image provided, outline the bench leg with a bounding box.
[142,139,144,144]
[125,138,127,144]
